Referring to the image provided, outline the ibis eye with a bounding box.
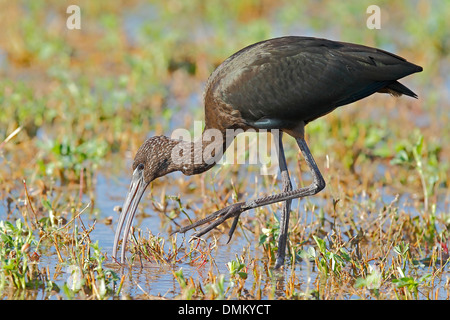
[137,163,144,171]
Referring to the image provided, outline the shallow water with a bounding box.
[1,142,449,299]
[1,136,449,297]
[87,164,450,298]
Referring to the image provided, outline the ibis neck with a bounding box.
[173,128,232,176]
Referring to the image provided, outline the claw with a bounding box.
[226,214,241,244]
[172,202,245,241]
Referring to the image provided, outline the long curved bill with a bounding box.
[112,165,149,263]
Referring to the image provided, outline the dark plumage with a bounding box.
[112,36,422,268]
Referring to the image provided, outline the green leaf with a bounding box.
[313,235,327,254]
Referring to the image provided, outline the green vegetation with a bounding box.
[0,0,449,299]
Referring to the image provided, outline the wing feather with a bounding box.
[206,36,422,127]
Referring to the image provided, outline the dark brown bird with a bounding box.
[112,36,422,268]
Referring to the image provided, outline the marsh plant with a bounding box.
[0,210,119,298]
[0,219,40,291]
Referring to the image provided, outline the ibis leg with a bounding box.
[274,132,293,269]
[173,137,326,270]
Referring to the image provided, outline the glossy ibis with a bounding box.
[112,36,422,269]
